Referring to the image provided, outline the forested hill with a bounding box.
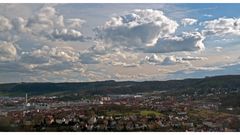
[0,75,240,96]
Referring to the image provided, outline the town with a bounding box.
[0,87,240,132]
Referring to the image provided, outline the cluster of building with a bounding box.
[0,89,240,131]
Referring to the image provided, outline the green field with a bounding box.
[140,110,163,116]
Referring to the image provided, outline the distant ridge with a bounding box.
[0,74,240,96]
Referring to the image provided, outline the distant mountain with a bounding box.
[0,75,240,96]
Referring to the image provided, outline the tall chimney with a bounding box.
[25,93,28,104]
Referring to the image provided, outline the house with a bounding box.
[55,119,63,124]
[0,111,8,117]
[88,116,97,125]
[23,120,32,126]
[203,121,223,128]
[177,112,187,115]
[183,122,194,128]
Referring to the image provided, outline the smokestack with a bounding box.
[25,93,28,104]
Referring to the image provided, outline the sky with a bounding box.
[0,3,240,83]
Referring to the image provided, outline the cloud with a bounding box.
[79,52,99,64]
[49,28,88,41]
[110,61,139,67]
[215,46,223,52]
[162,56,190,65]
[27,6,64,34]
[89,45,108,55]
[95,9,178,48]
[78,45,110,64]
[203,17,240,36]
[20,45,80,65]
[11,17,30,33]
[95,9,203,56]
[180,56,208,61]
[0,16,12,32]
[144,54,198,65]
[78,45,141,66]
[0,6,88,43]
[40,46,80,62]
[0,16,16,41]
[162,56,180,65]
[11,6,88,42]
[203,14,213,18]
[2,4,240,83]
[79,46,142,68]
[181,18,197,26]
[20,51,49,64]
[66,18,86,29]
[15,45,85,75]
[145,54,163,64]
[167,62,240,80]
[20,48,50,64]
[190,66,223,71]
[34,61,74,72]
[145,32,205,53]
[0,61,32,73]
[0,41,17,62]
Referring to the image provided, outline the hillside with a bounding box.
[0,75,240,96]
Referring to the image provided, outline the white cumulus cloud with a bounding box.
[66,18,86,29]
[146,32,205,53]
[145,54,163,64]
[203,17,240,36]
[50,28,87,41]
[20,45,80,64]
[161,56,191,65]
[181,18,198,26]
[203,14,213,18]
[0,16,12,32]
[0,41,17,62]
[144,54,198,65]
[162,56,178,65]
[181,56,208,61]
[21,6,88,42]
[27,6,64,34]
[215,46,223,52]
[95,9,178,49]
[12,17,30,33]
